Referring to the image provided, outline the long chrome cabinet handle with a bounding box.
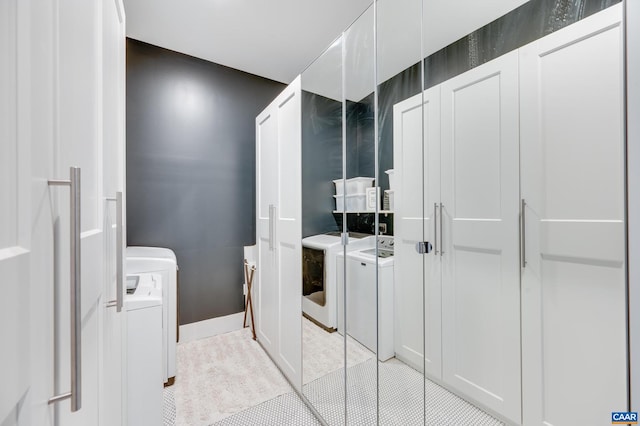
[521,199,527,268]
[48,167,82,412]
[439,203,444,256]
[268,204,274,251]
[106,191,123,312]
[433,203,439,255]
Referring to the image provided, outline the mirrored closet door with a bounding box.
[294,1,628,425]
[377,0,426,424]
[342,4,379,425]
[300,33,346,425]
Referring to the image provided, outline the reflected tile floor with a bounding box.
[303,317,374,384]
[213,392,321,426]
[303,358,505,426]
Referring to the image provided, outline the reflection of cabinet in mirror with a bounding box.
[255,76,303,391]
[395,49,521,423]
[393,5,625,425]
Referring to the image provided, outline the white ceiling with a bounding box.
[124,0,529,87]
[123,0,373,84]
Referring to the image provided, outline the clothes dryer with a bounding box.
[126,247,178,385]
[302,232,373,330]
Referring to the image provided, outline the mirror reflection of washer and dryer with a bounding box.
[302,230,394,358]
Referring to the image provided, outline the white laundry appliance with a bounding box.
[126,246,178,385]
[337,236,395,360]
[302,232,374,330]
[125,273,163,426]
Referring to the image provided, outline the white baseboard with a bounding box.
[179,312,246,343]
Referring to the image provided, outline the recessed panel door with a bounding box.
[56,0,104,423]
[101,0,126,425]
[520,6,627,426]
[440,50,521,424]
[276,76,302,390]
[256,107,278,355]
[393,87,441,377]
[0,0,31,422]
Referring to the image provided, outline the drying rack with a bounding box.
[243,259,256,340]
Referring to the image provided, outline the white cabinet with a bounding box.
[101,1,127,425]
[0,1,126,425]
[393,4,625,425]
[519,5,626,426]
[393,86,441,376]
[395,50,521,423]
[255,77,303,391]
[440,50,521,423]
[0,0,31,422]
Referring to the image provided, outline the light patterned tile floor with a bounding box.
[213,392,322,426]
[164,323,504,426]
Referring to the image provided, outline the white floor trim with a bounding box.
[178,312,245,343]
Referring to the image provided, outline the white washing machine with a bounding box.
[302,232,374,330]
[126,246,178,385]
[125,273,163,426]
[337,236,395,360]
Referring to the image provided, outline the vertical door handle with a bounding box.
[439,203,444,256]
[268,204,274,251]
[48,167,82,412]
[433,202,439,255]
[106,191,123,312]
[521,199,527,268]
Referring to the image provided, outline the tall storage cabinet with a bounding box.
[440,50,521,423]
[394,51,522,424]
[519,6,627,426]
[392,4,625,425]
[393,86,442,377]
[255,76,303,391]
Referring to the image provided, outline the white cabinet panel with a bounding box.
[256,110,278,354]
[278,242,302,377]
[276,79,302,388]
[58,0,101,233]
[255,77,302,391]
[0,0,18,249]
[55,0,105,423]
[0,0,30,421]
[450,74,502,220]
[257,241,278,349]
[1,0,125,424]
[101,1,126,424]
[258,114,278,221]
[441,50,521,424]
[520,5,626,426]
[393,86,441,375]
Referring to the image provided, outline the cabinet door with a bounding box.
[520,5,626,426]
[393,86,441,376]
[256,104,279,356]
[275,76,302,390]
[55,0,105,423]
[101,0,126,424]
[440,50,521,423]
[0,0,31,422]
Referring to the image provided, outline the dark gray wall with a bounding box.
[423,0,620,89]
[126,39,285,325]
[301,91,343,238]
[375,0,621,190]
